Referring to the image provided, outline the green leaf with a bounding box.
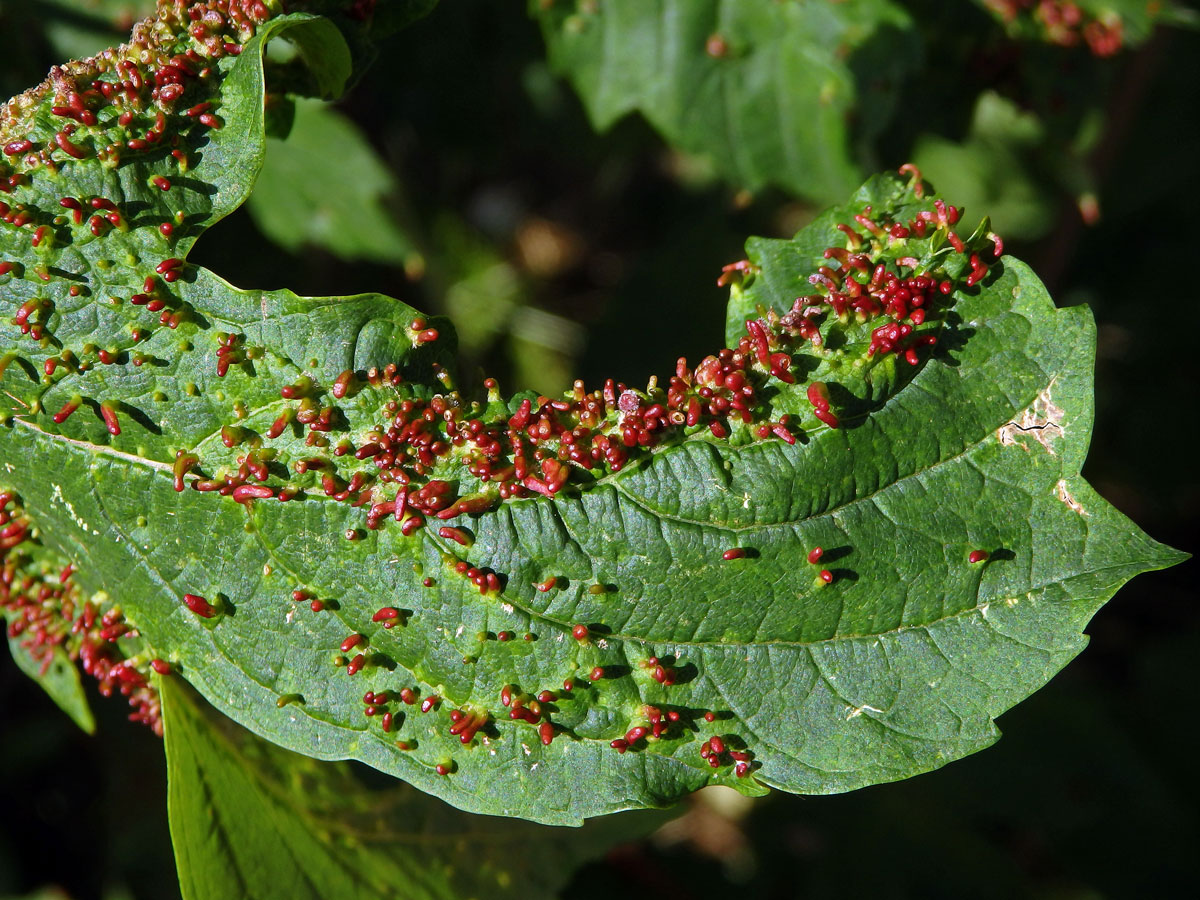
[0,2,1184,827]
[529,0,921,203]
[269,15,354,100]
[248,98,421,269]
[6,632,95,735]
[283,0,443,95]
[910,92,1055,240]
[163,675,661,900]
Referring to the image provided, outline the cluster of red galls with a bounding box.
[984,0,1126,56]
[1,493,163,734]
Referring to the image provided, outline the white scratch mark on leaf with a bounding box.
[997,381,1065,453]
[1055,479,1087,515]
[49,483,99,534]
[846,704,883,720]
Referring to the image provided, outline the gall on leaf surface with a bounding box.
[0,1,1186,825]
[972,0,1186,56]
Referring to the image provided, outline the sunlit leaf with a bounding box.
[0,0,1183,827]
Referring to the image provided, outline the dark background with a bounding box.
[1,1,1196,897]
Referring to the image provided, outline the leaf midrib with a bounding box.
[15,408,1123,655]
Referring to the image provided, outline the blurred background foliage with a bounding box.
[0,0,1196,897]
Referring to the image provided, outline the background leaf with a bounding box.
[248,98,422,271]
[7,633,95,735]
[529,0,921,204]
[910,92,1055,240]
[162,675,663,900]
